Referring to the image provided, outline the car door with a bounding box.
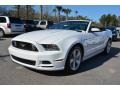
[83,27,105,57]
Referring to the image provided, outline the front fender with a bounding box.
[59,36,84,62]
[106,29,112,39]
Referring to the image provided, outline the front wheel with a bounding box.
[65,45,82,73]
[0,29,4,38]
[103,39,112,54]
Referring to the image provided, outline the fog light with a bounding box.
[42,61,51,64]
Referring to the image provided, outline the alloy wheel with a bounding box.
[69,48,81,71]
[107,40,111,54]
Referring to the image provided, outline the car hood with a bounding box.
[13,29,81,44]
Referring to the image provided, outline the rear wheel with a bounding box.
[104,39,112,54]
[65,45,82,73]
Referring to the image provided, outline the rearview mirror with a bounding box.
[91,28,100,32]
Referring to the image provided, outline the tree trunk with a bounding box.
[55,11,56,18]
[58,11,60,22]
[76,13,77,20]
[17,5,20,18]
[26,5,29,20]
[45,6,49,20]
[66,14,68,21]
[40,5,43,20]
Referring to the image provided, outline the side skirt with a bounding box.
[83,48,104,61]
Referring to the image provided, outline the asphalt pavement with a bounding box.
[0,36,120,85]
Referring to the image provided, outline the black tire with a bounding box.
[103,39,112,55]
[112,36,117,41]
[64,45,82,73]
[0,28,4,38]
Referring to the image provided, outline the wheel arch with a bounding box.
[0,26,5,34]
[63,42,85,72]
[109,37,112,41]
[64,42,84,62]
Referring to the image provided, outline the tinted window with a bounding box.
[24,20,35,25]
[49,21,89,31]
[0,17,6,23]
[40,21,46,25]
[9,17,23,24]
[34,21,39,25]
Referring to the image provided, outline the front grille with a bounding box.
[12,41,38,52]
[11,55,36,65]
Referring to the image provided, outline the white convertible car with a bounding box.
[8,20,112,73]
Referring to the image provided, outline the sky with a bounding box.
[62,5,120,21]
[4,5,120,22]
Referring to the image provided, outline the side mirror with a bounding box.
[90,28,100,32]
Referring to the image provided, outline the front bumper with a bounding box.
[8,46,65,71]
[112,34,117,40]
[5,28,25,35]
[10,31,25,35]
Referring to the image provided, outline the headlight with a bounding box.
[41,44,60,51]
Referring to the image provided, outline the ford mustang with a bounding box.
[8,20,112,73]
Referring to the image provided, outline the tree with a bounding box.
[19,5,27,19]
[77,15,90,20]
[53,8,57,17]
[111,14,119,26]
[62,8,71,20]
[26,5,35,20]
[26,5,29,19]
[13,5,20,18]
[52,8,57,22]
[0,6,8,16]
[56,6,63,22]
[75,11,78,19]
[40,5,43,20]
[99,14,119,27]
[92,21,102,27]
[99,14,107,27]
[17,5,20,18]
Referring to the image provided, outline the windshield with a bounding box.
[9,17,23,24]
[34,21,39,25]
[24,20,35,25]
[49,21,89,31]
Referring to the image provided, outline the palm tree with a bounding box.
[62,8,71,20]
[75,11,78,19]
[16,5,20,18]
[26,5,29,19]
[26,5,34,20]
[40,5,43,20]
[13,5,20,18]
[53,8,57,17]
[53,8,57,22]
[56,6,63,22]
